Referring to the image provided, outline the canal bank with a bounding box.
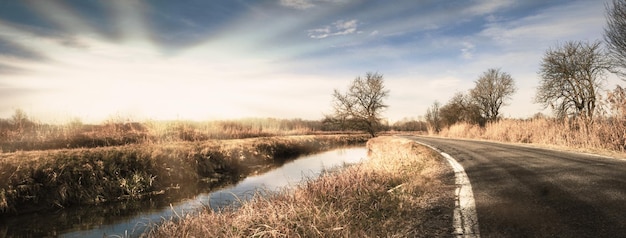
[0,135,368,217]
[145,136,456,237]
[3,147,369,237]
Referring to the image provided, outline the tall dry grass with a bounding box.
[439,86,626,153]
[439,117,626,152]
[0,116,329,153]
[144,136,454,237]
[0,135,368,215]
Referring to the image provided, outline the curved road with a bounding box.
[406,136,626,238]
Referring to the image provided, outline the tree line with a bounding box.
[328,0,626,136]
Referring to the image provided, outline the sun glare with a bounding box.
[0,1,312,123]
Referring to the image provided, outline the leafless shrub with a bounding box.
[425,101,442,134]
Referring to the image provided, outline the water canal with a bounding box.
[2,147,368,237]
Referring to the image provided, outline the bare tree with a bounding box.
[607,85,626,117]
[391,118,428,132]
[440,92,484,127]
[605,0,626,78]
[439,98,460,128]
[536,41,611,119]
[330,72,389,137]
[425,101,442,133]
[469,68,516,123]
[10,109,32,131]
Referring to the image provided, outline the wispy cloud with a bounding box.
[279,0,315,10]
[479,1,605,47]
[279,0,346,10]
[0,64,23,75]
[308,19,359,39]
[460,41,475,59]
[464,0,514,15]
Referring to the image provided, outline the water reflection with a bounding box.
[1,147,367,238]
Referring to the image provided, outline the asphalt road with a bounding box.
[405,136,626,238]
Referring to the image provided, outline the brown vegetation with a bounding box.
[435,85,626,153]
[438,117,625,153]
[0,135,368,216]
[0,114,340,153]
[144,136,454,237]
[391,118,428,132]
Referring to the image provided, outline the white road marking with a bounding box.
[415,141,480,238]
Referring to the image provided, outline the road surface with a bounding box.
[406,136,626,238]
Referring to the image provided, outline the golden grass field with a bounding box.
[438,118,626,154]
[0,117,333,153]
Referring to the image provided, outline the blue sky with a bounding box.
[0,0,621,123]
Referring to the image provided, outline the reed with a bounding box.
[144,136,454,237]
[0,116,330,153]
[0,135,368,216]
[439,117,626,153]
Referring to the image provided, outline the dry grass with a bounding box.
[438,87,626,154]
[0,117,333,153]
[439,118,626,153]
[144,136,454,238]
[0,135,368,215]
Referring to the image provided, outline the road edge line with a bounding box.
[414,141,480,238]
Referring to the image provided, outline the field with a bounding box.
[0,117,368,216]
[144,136,454,237]
[1,114,457,236]
[0,116,334,153]
[2,110,623,236]
[437,117,626,154]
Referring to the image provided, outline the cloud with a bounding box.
[279,0,315,10]
[478,1,606,47]
[279,0,346,10]
[308,19,359,39]
[0,64,24,75]
[464,0,514,15]
[460,41,475,59]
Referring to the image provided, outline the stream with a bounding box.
[1,147,368,238]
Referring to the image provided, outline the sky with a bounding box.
[0,0,623,123]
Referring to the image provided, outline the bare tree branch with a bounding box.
[536,41,611,119]
[605,0,626,79]
[440,92,483,127]
[469,68,517,123]
[425,101,441,133]
[329,72,389,137]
